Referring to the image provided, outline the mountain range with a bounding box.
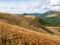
[40,11,60,27]
[16,10,60,27]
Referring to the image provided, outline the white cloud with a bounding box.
[0,0,49,14]
[0,0,60,14]
[49,0,60,11]
[50,0,60,5]
[50,6,60,11]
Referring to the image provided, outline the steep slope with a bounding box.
[41,11,60,26]
[0,13,55,34]
[34,16,52,26]
[0,21,60,45]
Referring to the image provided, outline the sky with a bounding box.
[0,0,60,14]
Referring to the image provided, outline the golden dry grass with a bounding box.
[0,21,60,45]
[1,13,60,36]
[0,13,50,34]
[46,27,60,36]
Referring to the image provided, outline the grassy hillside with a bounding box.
[46,27,60,36]
[41,12,60,27]
[34,16,52,26]
[43,17,60,26]
[0,13,37,30]
[0,13,54,34]
[0,12,60,36]
[0,21,60,45]
[0,13,35,27]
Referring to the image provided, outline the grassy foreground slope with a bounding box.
[0,21,60,45]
